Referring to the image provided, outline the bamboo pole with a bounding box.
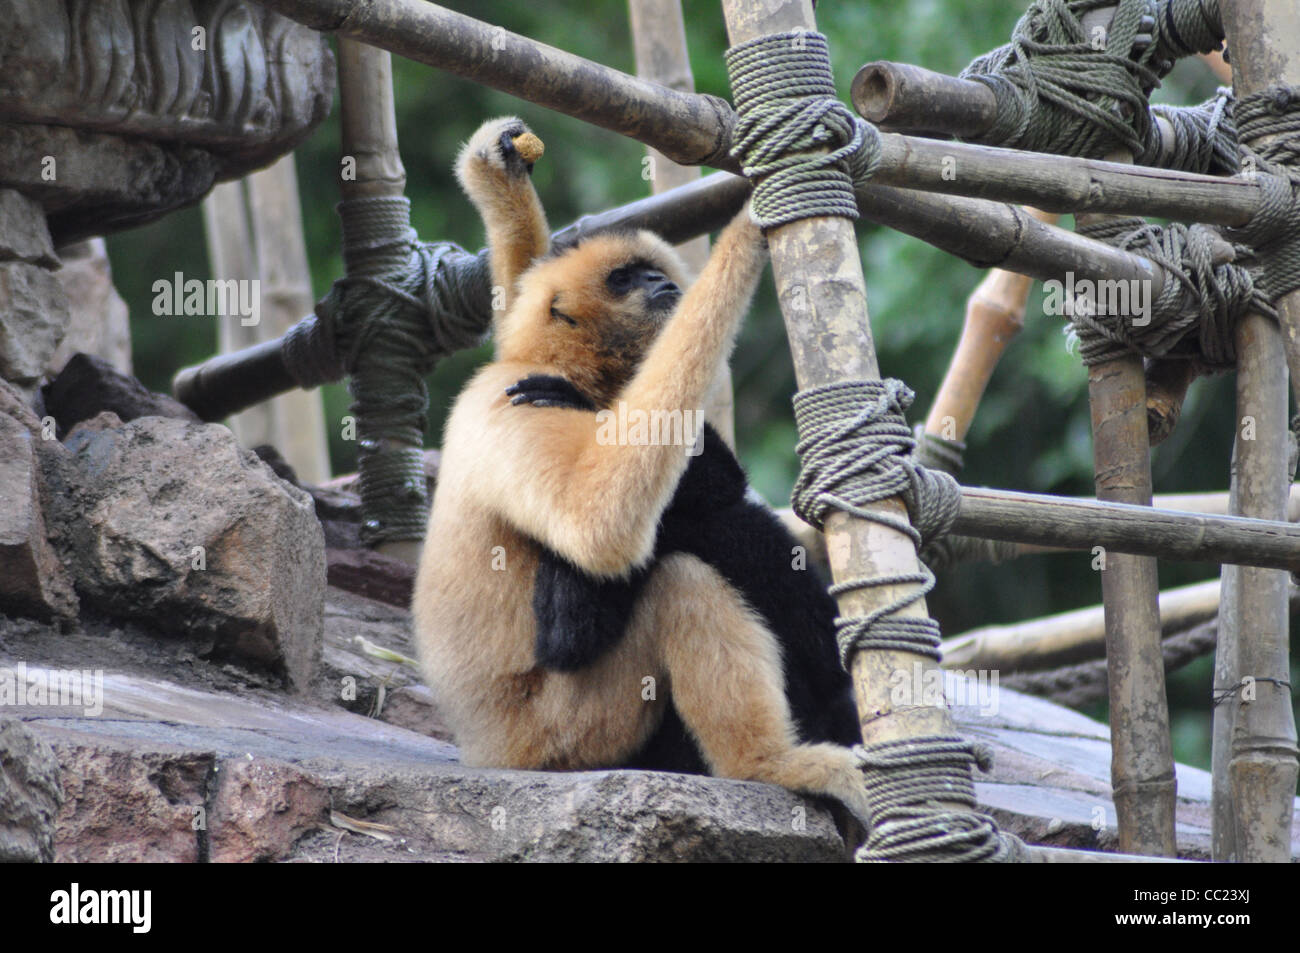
[176,171,1180,422]
[1216,0,1300,864]
[200,182,266,445]
[337,38,419,565]
[718,0,983,844]
[943,578,1222,673]
[247,155,332,484]
[249,0,1271,229]
[952,486,1300,572]
[1066,5,1174,857]
[924,207,1060,445]
[629,0,734,448]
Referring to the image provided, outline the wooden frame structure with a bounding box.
[173,0,1300,862]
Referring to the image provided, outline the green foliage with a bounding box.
[103,0,1281,772]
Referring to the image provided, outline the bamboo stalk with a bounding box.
[943,578,1222,673]
[247,155,332,484]
[719,0,962,806]
[629,0,735,448]
[337,38,420,566]
[924,207,1060,444]
[953,486,1300,572]
[1217,0,1300,864]
[250,0,1270,228]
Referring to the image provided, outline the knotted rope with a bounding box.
[726,30,1025,863]
[791,381,962,667]
[1228,85,1300,305]
[1068,217,1270,367]
[960,0,1164,159]
[725,31,881,228]
[913,427,1022,569]
[855,737,1026,862]
[281,196,493,544]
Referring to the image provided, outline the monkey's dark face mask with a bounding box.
[606,261,681,317]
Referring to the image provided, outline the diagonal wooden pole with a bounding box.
[1215,0,1299,863]
[718,0,981,840]
[629,0,736,448]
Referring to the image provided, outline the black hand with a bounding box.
[506,375,597,411]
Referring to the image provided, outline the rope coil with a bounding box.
[725,31,881,228]
[281,196,493,544]
[855,737,1027,863]
[1068,217,1269,367]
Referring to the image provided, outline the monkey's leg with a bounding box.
[642,554,872,824]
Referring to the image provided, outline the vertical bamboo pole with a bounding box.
[629,0,736,448]
[1072,8,1174,857]
[719,0,971,808]
[1216,0,1300,863]
[338,38,421,565]
[246,156,332,484]
[201,183,269,445]
[924,208,1058,444]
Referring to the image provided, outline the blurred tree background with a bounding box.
[104,0,1289,772]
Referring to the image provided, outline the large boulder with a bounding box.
[40,415,325,688]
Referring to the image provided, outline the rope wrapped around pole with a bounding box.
[726,28,1025,864]
[281,196,493,545]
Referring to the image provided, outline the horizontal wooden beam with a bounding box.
[253,0,1264,227]
[954,486,1300,573]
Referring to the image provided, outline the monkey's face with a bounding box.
[498,231,689,405]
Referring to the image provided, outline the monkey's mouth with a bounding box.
[647,285,681,312]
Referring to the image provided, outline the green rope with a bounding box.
[281,196,493,545]
[1227,85,1300,304]
[725,31,881,228]
[1150,0,1223,63]
[791,380,960,667]
[960,0,1164,160]
[1147,90,1238,174]
[855,737,1026,863]
[1068,217,1269,367]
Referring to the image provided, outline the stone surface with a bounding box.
[0,189,56,267]
[0,260,70,388]
[0,414,77,622]
[0,717,63,862]
[49,239,131,377]
[0,376,44,436]
[40,416,324,688]
[45,729,207,863]
[326,548,415,608]
[209,758,330,863]
[43,352,198,436]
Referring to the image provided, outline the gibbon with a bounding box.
[412,117,869,822]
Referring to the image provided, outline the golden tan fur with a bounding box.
[412,117,871,822]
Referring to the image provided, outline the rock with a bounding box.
[0,414,77,622]
[41,727,207,863]
[49,238,131,377]
[0,717,63,862]
[208,758,330,863]
[326,548,415,608]
[41,416,325,688]
[0,260,70,388]
[0,189,56,267]
[0,375,46,437]
[43,352,198,436]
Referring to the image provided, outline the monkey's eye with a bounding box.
[606,266,637,296]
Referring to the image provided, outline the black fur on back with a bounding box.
[509,374,859,773]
